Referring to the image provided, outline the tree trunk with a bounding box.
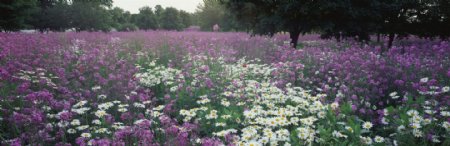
[290,31,300,48]
[387,33,395,48]
[382,33,396,54]
[377,33,381,43]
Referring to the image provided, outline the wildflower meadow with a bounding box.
[0,31,449,146]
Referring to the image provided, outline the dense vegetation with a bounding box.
[0,0,242,32]
[1,0,450,145]
[221,0,450,47]
[0,0,196,32]
[2,0,449,48]
[0,31,449,146]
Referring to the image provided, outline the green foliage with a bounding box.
[195,0,224,31]
[28,0,115,32]
[413,0,450,39]
[109,7,131,30]
[1,0,196,32]
[135,6,158,30]
[0,0,38,31]
[220,0,315,47]
[71,0,113,7]
[116,23,138,32]
[128,5,192,31]
[154,5,164,27]
[70,1,112,32]
[30,1,71,32]
[221,0,450,48]
[179,10,193,28]
[195,0,242,31]
[160,7,183,30]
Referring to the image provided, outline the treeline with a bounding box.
[4,0,448,49]
[220,0,450,48]
[0,0,246,32]
[0,0,195,32]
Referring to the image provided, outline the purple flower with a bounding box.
[17,82,30,93]
[359,108,366,114]
[9,138,22,146]
[204,78,214,88]
[120,112,132,121]
[76,137,88,146]
[58,111,72,121]
[92,138,111,146]
[351,95,358,100]
[394,79,404,86]
[201,137,223,146]
[351,104,357,111]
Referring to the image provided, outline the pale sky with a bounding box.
[113,0,203,14]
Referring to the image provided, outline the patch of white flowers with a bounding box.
[135,60,182,88]
[13,68,58,89]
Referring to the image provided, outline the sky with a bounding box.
[113,0,203,14]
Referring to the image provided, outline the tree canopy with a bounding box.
[221,0,450,48]
[159,7,183,30]
[2,0,449,48]
[0,0,38,31]
[135,6,158,31]
[0,0,194,32]
[194,0,243,31]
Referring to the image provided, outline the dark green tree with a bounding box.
[70,1,113,32]
[135,6,158,30]
[109,7,137,31]
[314,1,381,43]
[195,0,242,31]
[0,0,38,31]
[221,0,447,48]
[109,7,126,28]
[414,0,450,39]
[221,0,319,48]
[30,1,71,32]
[376,0,421,48]
[196,0,224,31]
[179,10,193,28]
[154,5,164,28]
[160,7,183,30]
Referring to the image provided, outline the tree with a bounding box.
[30,1,71,32]
[196,0,224,31]
[27,0,114,32]
[70,1,113,32]
[221,0,448,48]
[195,0,242,31]
[414,0,450,39]
[109,7,125,29]
[221,0,395,47]
[314,1,381,43]
[0,0,38,31]
[109,8,137,31]
[160,7,183,30]
[135,6,158,30]
[154,5,164,28]
[376,0,421,48]
[179,10,193,28]
[221,0,323,48]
